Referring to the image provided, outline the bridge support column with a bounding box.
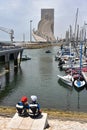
[14,50,23,67]
[5,54,9,70]
[5,71,10,85]
[14,53,19,68]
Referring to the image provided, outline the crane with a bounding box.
[0,26,14,42]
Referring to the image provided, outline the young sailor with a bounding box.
[29,95,41,118]
[16,96,29,116]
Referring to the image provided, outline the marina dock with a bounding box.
[82,71,87,82]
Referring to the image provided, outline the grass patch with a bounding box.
[0,106,16,117]
[43,108,87,121]
[0,106,87,121]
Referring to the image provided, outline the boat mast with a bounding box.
[80,42,82,73]
[73,8,79,57]
[74,8,79,40]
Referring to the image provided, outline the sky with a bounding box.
[0,0,87,41]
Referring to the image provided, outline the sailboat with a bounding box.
[74,42,86,88]
[57,43,74,87]
[57,74,74,87]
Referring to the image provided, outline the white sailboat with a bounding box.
[57,43,74,87]
[62,61,87,70]
[74,42,86,88]
[57,74,74,86]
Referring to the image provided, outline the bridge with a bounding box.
[0,46,24,70]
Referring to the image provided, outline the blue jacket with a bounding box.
[18,101,29,109]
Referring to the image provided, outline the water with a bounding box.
[0,46,87,112]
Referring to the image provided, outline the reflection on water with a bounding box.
[74,85,85,112]
[5,72,10,85]
[58,76,86,112]
[58,79,73,91]
[77,92,80,111]
[0,47,87,112]
[0,66,23,103]
[58,79,73,111]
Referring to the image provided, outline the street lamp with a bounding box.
[30,20,32,43]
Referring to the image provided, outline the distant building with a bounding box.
[41,9,54,33]
[33,8,56,43]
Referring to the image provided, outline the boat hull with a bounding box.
[74,80,85,88]
[57,75,73,86]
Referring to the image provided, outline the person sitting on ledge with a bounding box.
[29,95,41,118]
[16,96,29,117]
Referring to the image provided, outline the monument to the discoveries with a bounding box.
[33,9,56,42]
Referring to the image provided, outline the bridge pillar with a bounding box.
[14,50,23,67]
[14,52,19,68]
[5,54,9,70]
[5,71,10,85]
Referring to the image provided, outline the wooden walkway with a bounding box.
[7,113,48,130]
[82,71,87,82]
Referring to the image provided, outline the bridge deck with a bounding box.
[7,112,48,130]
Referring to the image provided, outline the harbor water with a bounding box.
[0,46,87,112]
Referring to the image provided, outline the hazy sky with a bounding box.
[0,0,87,41]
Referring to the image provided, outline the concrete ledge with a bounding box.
[7,112,48,130]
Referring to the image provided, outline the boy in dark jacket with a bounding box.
[29,95,41,118]
[16,96,29,117]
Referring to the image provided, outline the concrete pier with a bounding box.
[8,113,48,130]
[0,46,24,70]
